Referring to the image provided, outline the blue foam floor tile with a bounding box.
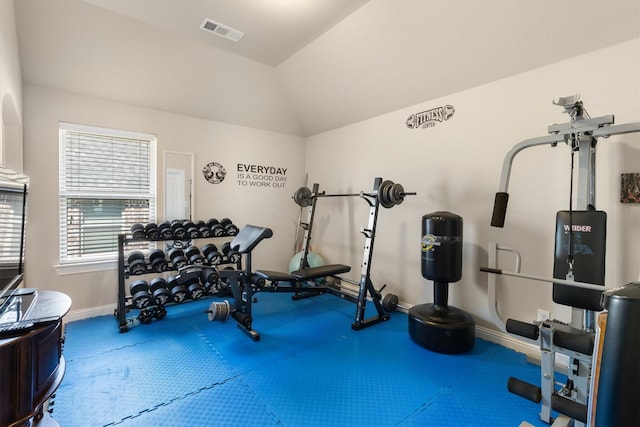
[53,291,558,427]
[114,378,282,427]
[53,325,236,427]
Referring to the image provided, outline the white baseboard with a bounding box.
[64,304,117,323]
[476,324,540,360]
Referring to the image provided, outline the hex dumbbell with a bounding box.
[184,245,205,265]
[158,221,173,239]
[167,275,188,303]
[148,249,168,273]
[170,220,187,239]
[207,219,225,237]
[221,242,241,264]
[149,277,170,306]
[145,222,160,240]
[178,270,205,300]
[127,251,147,275]
[130,223,146,239]
[220,218,239,236]
[200,268,221,295]
[168,248,188,269]
[130,279,151,309]
[183,221,200,239]
[196,221,211,238]
[201,243,223,266]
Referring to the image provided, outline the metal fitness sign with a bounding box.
[406,105,455,129]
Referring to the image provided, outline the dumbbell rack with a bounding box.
[115,232,237,333]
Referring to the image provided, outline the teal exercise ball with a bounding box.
[289,251,325,273]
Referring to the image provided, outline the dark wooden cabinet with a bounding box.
[0,290,71,427]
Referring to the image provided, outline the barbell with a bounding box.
[293,179,415,209]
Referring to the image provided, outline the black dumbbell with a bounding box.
[130,223,146,239]
[127,251,147,275]
[200,268,221,294]
[221,242,241,264]
[130,279,151,309]
[148,249,168,273]
[220,218,239,236]
[184,245,205,265]
[149,277,170,306]
[138,307,154,324]
[158,221,173,239]
[145,223,160,240]
[201,243,223,266]
[178,271,205,300]
[168,248,188,269]
[183,221,200,239]
[170,220,187,239]
[152,305,167,320]
[207,219,225,237]
[167,275,188,303]
[196,221,211,238]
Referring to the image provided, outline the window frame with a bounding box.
[57,122,157,271]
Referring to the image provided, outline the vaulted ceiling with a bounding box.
[14,0,640,136]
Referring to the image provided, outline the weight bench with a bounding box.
[207,224,355,340]
[255,264,351,299]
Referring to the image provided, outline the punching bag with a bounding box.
[409,211,475,354]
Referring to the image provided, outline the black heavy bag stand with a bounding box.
[409,211,475,354]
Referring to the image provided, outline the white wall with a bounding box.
[22,85,305,312]
[304,39,640,331]
[0,0,23,172]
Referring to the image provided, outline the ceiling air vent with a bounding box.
[200,18,244,42]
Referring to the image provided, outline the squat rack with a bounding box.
[292,177,415,330]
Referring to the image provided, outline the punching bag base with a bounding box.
[409,303,475,354]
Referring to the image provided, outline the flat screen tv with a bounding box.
[0,164,28,317]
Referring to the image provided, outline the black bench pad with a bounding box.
[255,270,294,282]
[229,224,273,254]
[290,264,351,280]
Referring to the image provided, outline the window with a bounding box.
[0,169,27,287]
[59,123,156,264]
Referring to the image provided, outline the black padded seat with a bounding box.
[229,225,273,254]
[290,264,351,281]
[255,270,294,282]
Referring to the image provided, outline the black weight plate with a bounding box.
[127,251,145,264]
[293,186,313,207]
[389,183,405,206]
[132,290,151,309]
[378,180,395,208]
[201,243,218,257]
[129,259,147,275]
[149,277,168,292]
[130,279,149,294]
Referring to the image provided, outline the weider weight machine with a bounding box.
[206,177,415,339]
[481,95,640,426]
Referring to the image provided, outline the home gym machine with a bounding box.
[481,95,640,426]
[205,177,415,340]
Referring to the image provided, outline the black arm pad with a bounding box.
[491,192,509,228]
[506,318,539,340]
[507,376,542,404]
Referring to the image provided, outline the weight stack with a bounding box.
[594,282,640,426]
[409,211,475,354]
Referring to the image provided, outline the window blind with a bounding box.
[0,188,25,268]
[59,124,156,262]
